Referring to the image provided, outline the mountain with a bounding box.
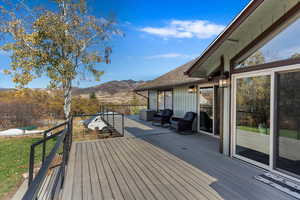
[73,80,145,95]
[0,80,149,105]
[73,80,148,105]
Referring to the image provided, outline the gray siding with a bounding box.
[149,90,157,110]
[173,85,197,117]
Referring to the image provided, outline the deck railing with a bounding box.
[22,119,72,200]
[22,105,144,200]
[74,112,125,137]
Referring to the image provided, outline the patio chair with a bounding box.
[170,112,197,132]
[152,109,173,126]
[199,111,213,132]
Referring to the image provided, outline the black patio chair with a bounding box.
[199,111,213,132]
[152,109,173,126]
[170,112,196,132]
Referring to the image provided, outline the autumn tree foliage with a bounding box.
[0,0,121,119]
[0,89,102,129]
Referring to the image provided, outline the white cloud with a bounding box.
[146,53,192,59]
[0,50,11,56]
[140,20,225,39]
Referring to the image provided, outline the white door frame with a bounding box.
[197,84,218,137]
[231,63,300,178]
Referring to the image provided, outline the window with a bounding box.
[158,91,164,110]
[157,90,173,110]
[234,17,300,69]
[164,91,173,109]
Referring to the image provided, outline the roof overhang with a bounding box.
[186,0,300,77]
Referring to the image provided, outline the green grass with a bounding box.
[0,136,56,200]
[237,126,270,134]
[237,126,300,139]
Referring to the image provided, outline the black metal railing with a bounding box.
[22,107,130,200]
[99,107,125,136]
[100,104,147,116]
[22,119,72,200]
[73,112,125,137]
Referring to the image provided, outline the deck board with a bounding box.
[62,138,222,200]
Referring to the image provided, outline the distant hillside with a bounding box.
[0,80,149,105]
[73,80,146,95]
[73,80,148,105]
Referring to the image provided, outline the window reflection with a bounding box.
[158,91,164,110]
[199,88,213,133]
[235,17,300,69]
[164,91,173,109]
[276,71,300,176]
[235,75,270,165]
[158,90,173,110]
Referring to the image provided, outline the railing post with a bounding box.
[70,117,73,147]
[106,107,109,122]
[122,113,124,136]
[113,111,115,129]
[61,133,68,189]
[42,131,46,164]
[28,145,35,187]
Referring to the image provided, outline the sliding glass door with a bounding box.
[234,74,271,166]
[233,66,300,177]
[275,70,300,176]
[199,88,214,133]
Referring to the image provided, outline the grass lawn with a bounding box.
[0,136,55,200]
[237,126,300,139]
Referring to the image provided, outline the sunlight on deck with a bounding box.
[62,137,222,200]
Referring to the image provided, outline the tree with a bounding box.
[0,0,121,119]
[240,51,266,67]
[89,92,97,100]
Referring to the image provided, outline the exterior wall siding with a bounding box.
[149,90,157,110]
[173,85,197,117]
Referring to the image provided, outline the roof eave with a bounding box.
[185,0,264,76]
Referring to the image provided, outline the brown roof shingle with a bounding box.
[135,59,202,91]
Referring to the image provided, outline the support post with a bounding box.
[222,55,231,156]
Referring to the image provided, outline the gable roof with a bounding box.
[185,0,263,76]
[185,0,300,77]
[135,59,202,91]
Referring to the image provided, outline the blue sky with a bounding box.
[0,0,250,88]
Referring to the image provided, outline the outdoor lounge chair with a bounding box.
[170,112,196,132]
[152,109,173,126]
[199,111,213,132]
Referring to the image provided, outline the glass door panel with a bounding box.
[199,88,213,133]
[235,75,271,165]
[275,70,300,176]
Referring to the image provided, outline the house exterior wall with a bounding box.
[173,85,197,118]
[148,90,157,110]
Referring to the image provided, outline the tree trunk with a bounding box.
[63,79,72,120]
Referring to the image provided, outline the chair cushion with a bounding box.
[162,109,173,117]
[183,112,196,121]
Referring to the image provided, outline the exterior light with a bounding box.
[219,71,230,88]
[219,79,230,88]
[188,85,196,93]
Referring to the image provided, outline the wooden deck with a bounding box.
[61,116,296,200]
[62,137,223,200]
